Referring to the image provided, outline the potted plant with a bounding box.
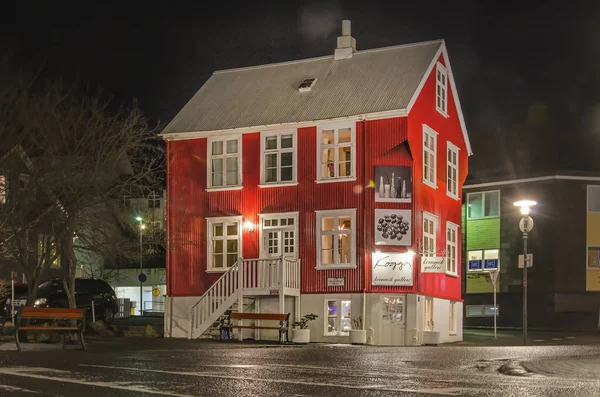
[349,316,367,345]
[292,313,317,344]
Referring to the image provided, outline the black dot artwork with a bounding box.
[377,213,409,241]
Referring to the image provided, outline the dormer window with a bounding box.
[298,78,317,92]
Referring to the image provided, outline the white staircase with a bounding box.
[187,257,300,340]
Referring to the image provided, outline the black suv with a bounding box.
[5,278,119,323]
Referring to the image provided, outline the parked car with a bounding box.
[3,278,118,323]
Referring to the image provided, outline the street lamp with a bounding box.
[514,200,536,345]
[136,216,145,316]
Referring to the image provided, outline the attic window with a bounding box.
[298,78,317,92]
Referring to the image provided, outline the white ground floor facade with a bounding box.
[165,292,462,345]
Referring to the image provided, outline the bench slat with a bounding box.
[229,312,288,321]
[18,326,80,331]
[222,325,282,330]
[20,307,85,319]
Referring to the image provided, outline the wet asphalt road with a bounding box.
[1,338,600,396]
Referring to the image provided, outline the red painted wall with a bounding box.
[407,53,469,302]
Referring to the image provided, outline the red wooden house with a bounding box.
[161,21,472,345]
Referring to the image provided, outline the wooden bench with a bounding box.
[15,307,86,351]
[221,312,290,343]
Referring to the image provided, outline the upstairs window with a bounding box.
[0,175,6,204]
[148,192,161,209]
[423,125,437,188]
[588,186,600,212]
[208,136,241,189]
[467,191,500,219]
[318,124,355,181]
[446,142,459,199]
[446,222,458,276]
[436,62,448,116]
[422,212,437,257]
[260,132,296,185]
[317,209,356,268]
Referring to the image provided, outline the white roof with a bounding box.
[162,40,443,134]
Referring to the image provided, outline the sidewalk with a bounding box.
[456,328,600,346]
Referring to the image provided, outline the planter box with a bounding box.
[292,329,310,344]
[423,331,440,345]
[349,329,367,345]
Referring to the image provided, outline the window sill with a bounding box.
[323,333,349,337]
[423,180,437,189]
[206,269,229,273]
[259,182,299,188]
[315,177,356,184]
[206,186,243,192]
[446,192,460,201]
[436,108,449,118]
[445,272,458,278]
[316,265,357,270]
[449,332,457,336]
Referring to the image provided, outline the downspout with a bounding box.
[361,120,368,341]
[166,140,172,338]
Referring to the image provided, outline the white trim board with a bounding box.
[406,40,473,156]
[464,175,600,189]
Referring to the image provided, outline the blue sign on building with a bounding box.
[483,259,499,270]
[468,260,483,271]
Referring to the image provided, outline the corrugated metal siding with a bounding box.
[407,52,468,302]
[162,41,442,134]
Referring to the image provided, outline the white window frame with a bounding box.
[206,216,242,272]
[466,190,500,220]
[207,135,242,190]
[259,131,297,187]
[258,212,299,259]
[422,125,438,189]
[449,301,456,335]
[446,221,459,276]
[324,298,352,336]
[422,212,437,257]
[446,142,459,200]
[436,62,448,117]
[316,208,357,269]
[316,122,356,182]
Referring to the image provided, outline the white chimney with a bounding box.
[334,20,356,60]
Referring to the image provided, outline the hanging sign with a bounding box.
[421,257,446,273]
[372,252,413,286]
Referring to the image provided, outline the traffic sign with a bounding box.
[489,270,499,284]
[518,254,533,268]
[468,260,483,271]
[484,259,499,270]
[519,216,534,233]
[152,288,161,297]
[138,273,147,283]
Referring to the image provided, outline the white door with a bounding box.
[380,296,405,345]
[424,297,434,331]
[259,214,298,288]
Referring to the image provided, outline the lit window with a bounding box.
[260,213,298,258]
[207,217,241,271]
[467,191,500,219]
[446,142,459,199]
[325,299,351,336]
[436,62,448,115]
[316,209,356,268]
[148,192,161,209]
[423,125,437,188]
[261,132,296,185]
[318,124,355,180]
[208,136,241,188]
[587,186,600,212]
[422,213,437,257]
[446,222,458,276]
[0,175,6,204]
[38,234,60,269]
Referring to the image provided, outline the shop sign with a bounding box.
[484,259,499,270]
[468,260,483,271]
[421,257,445,273]
[372,252,413,286]
[327,278,345,287]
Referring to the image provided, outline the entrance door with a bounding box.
[424,297,434,331]
[380,296,405,345]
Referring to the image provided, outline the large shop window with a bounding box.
[318,124,355,181]
[467,190,500,219]
[446,222,458,276]
[260,132,296,185]
[422,125,437,188]
[316,209,356,269]
[208,136,241,189]
[207,216,241,271]
[467,249,499,267]
[325,299,351,336]
[436,62,448,116]
[588,186,600,212]
[446,142,459,199]
[260,213,298,259]
[587,247,600,270]
[422,212,437,257]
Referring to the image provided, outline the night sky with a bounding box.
[3,1,600,179]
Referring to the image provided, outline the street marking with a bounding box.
[0,384,41,394]
[533,339,545,342]
[552,338,563,341]
[0,367,196,397]
[565,337,575,340]
[81,364,475,395]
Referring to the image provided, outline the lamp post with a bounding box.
[136,216,145,316]
[514,200,536,345]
